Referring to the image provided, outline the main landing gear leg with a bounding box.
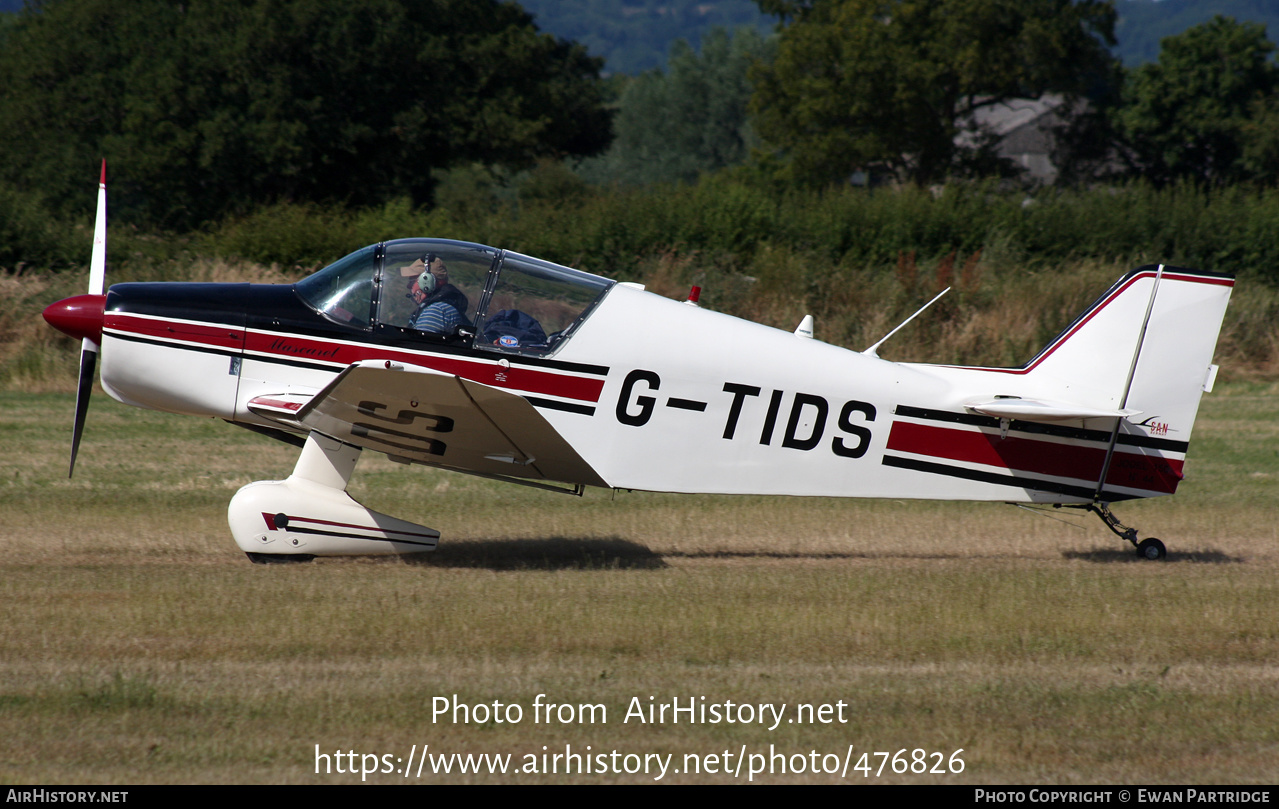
[1077,502,1166,560]
[227,432,440,563]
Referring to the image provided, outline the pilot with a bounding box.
[402,253,469,333]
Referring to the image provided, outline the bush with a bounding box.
[0,183,78,271]
[203,202,360,269]
[188,173,1279,286]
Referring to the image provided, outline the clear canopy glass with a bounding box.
[296,238,615,355]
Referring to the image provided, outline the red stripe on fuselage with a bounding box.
[105,312,244,350]
[104,313,606,403]
[242,331,605,402]
[886,421,1184,494]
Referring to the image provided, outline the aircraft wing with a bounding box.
[294,360,608,487]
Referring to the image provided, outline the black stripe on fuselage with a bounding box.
[881,455,1138,501]
[525,396,596,416]
[105,329,242,360]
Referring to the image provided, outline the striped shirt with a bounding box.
[412,302,462,333]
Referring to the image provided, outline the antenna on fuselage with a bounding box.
[862,287,950,359]
[794,314,814,339]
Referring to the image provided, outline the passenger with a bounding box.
[402,253,469,333]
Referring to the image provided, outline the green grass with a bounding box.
[0,384,1277,783]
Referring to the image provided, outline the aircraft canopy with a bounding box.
[295,238,614,356]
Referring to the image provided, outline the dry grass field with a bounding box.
[1,380,1277,784]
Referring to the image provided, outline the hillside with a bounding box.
[1115,0,1279,65]
[519,0,1279,74]
[3,1,1277,73]
[518,0,770,74]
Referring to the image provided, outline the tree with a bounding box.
[0,0,612,227]
[749,0,1119,186]
[1241,93,1279,184]
[1117,15,1279,186]
[581,27,775,185]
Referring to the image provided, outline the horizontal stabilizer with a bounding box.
[966,397,1140,423]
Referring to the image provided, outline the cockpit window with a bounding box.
[295,245,377,328]
[476,253,614,355]
[298,239,610,352]
[377,240,498,336]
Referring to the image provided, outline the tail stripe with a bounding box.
[882,455,1123,501]
[893,405,1189,453]
[884,420,1183,496]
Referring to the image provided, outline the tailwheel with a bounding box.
[1135,537,1167,561]
[1073,502,1169,560]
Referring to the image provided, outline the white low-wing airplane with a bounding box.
[43,167,1234,562]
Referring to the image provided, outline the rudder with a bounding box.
[1024,265,1234,439]
[1026,265,1233,499]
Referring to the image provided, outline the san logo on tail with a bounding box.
[43,166,1234,562]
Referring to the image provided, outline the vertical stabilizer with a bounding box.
[1023,266,1234,443]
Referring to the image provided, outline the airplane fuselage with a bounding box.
[94,246,1219,507]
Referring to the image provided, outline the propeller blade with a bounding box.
[69,340,98,478]
[65,160,107,477]
[89,160,107,295]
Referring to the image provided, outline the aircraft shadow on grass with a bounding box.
[403,536,669,570]
[271,538,1249,568]
[407,542,1044,569]
[1062,548,1245,564]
